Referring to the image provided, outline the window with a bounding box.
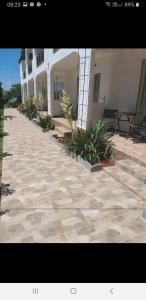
[93,73,101,102]
[54,81,64,100]
[29,53,33,60]
[36,49,44,67]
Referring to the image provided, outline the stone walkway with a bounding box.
[1,108,146,242]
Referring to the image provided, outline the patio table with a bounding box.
[115,112,136,133]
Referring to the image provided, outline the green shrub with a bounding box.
[24,97,31,107]
[37,115,55,130]
[11,102,18,108]
[4,102,10,108]
[18,103,25,114]
[60,90,74,133]
[64,121,114,165]
[25,103,37,119]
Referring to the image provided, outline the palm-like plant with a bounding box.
[37,115,54,130]
[18,103,25,114]
[64,121,114,165]
[38,90,45,116]
[60,90,74,133]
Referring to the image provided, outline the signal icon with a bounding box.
[33,288,39,295]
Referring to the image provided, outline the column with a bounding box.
[77,48,92,130]
[47,68,52,115]
[34,77,37,98]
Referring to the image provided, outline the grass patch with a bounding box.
[0,105,4,179]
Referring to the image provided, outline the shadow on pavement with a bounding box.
[0,183,15,197]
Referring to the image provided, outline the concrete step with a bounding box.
[113,148,146,169]
[49,129,64,138]
[104,164,146,201]
[52,118,71,130]
[52,118,77,130]
[55,126,72,138]
[116,159,146,184]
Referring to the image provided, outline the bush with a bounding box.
[4,102,18,108]
[4,102,10,108]
[18,103,25,114]
[64,121,114,165]
[37,115,55,130]
[11,102,18,108]
[60,90,74,133]
[25,103,37,119]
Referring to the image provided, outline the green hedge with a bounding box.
[0,104,4,178]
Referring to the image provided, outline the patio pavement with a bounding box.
[1,108,146,242]
[112,133,146,166]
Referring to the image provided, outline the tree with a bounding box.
[60,90,74,133]
[3,90,11,103]
[0,82,3,105]
[2,84,21,104]
[9,84,21,100]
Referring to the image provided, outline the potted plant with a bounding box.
[64,121,114,172]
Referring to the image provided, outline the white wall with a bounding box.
[107,49,146,131]
[20,49,146,131]
[65,69,78,108]
[47,49,79,116]
[108,50,146,112]
[88,52,114,124]
[52,69,78,116]
[28,81,34,99]
[87,49,146,131]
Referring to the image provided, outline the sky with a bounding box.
[0,48,20,91]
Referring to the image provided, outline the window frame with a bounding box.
[54,80,64,101]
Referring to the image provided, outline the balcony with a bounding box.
[36,50,44,67]
[23,71,26,79]
[28,64,32,74]
[19,49,25,63]
[29,53,33,60]
[53,49,60,53]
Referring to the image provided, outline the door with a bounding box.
[92,73,106,121]
[136,59,146,123]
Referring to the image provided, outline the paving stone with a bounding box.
[1,109,146,242]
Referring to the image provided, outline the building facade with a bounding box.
[19,48,146,130]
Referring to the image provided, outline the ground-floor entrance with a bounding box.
[50,52,79,118]
[135,59,146,123]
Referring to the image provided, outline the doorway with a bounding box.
[136,59,146,122]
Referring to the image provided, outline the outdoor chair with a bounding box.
[128,115,146,141]
[102,109,118,131]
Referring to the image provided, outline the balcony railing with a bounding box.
[28,64,32,74]
[23,71,26,79]
[36,50,44,67]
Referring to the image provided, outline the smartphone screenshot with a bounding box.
[0,283,146,298]
[0,0,144,8]
[1,48,146,243]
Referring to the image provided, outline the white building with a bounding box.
[19,48,146,130]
